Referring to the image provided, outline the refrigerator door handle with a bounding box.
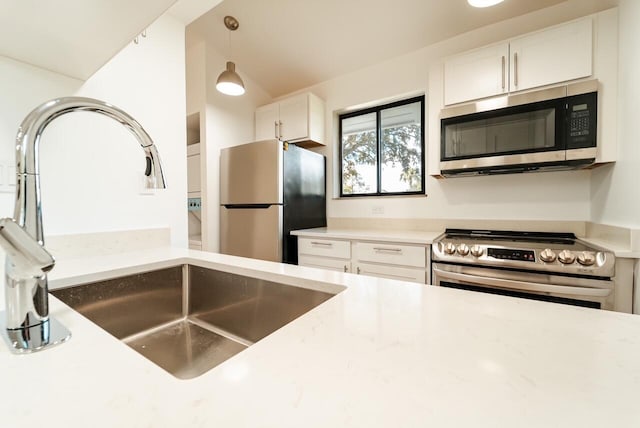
[222,204,274,209]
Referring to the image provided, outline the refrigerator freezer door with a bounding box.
[220,205,282,262]
[282,144,326,264]
[220,139,283,205]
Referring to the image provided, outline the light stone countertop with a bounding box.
[292,227,640,258]
[2,247,640,427]
[579,237,640,258]
[291,227,443,244]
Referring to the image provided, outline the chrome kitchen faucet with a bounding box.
[2,97,166,353]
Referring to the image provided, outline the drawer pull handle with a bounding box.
[373,247,402,253]
[311,241,333,247]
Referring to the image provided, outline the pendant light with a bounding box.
[216,16,245,96]
[468,0,504,7]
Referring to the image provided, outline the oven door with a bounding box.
[432,263,614,310]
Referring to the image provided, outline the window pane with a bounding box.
[341,112,377,195]
[380,101,422,193]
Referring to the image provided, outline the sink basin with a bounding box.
[52,265,336,379]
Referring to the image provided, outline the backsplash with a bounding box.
[45,228,171,259]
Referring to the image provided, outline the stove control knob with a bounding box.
[540,249,557,263]
[457,243,470,256]
[558,250,576,265]
[470,245,484,257]
[443,242,457,255]
[577,251,596,266]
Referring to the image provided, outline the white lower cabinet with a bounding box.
[298,238,351,273]
[298,255,351,273]
[298,237,429,284]
[353,241,426,284]
[353,262,425,283]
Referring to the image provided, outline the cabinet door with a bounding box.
[354,263,425,284]
[444,43,509,105]
[255,102,280,141]
[278,93,309,142]
[299,255,351,273]
[509,18,592,92]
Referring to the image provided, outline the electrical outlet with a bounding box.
[372,205,384,215]
[188,198,201,211]
[0,162,17,193]
[8,165,15,186]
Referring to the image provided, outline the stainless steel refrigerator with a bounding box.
[220,139,326,264]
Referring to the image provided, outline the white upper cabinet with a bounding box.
[0,0,176,80]
[278,94,310,142]
[509,18,592,93]
[255,103,280,140]
[444,17,593,106]
[255,92,326,146]
[444,43,509,106]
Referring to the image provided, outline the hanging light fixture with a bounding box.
[216,15,245,96]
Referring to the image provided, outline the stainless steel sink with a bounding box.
[52,265,336,379]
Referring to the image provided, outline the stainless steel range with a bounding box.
[432,229,617,311]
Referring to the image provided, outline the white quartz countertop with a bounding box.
[2,247,640,427]
[290,227,640,258]
[291,227,442,244]
[580,237,640,258]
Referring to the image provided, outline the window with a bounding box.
[339,96,425,197]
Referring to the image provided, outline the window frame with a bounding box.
[338,95,425,198]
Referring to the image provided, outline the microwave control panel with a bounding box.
[570,106,590,137]
[566,91,597,148]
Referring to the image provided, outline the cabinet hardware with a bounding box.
[356,267,361,274]
[311,241,332,247]
[274,121,279,139]
[514,52,518,87]
[501,55,505,90]
[343,265,348,273]
[279,120,283,139]
[373,247,402,253]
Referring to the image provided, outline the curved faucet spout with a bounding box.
[4,96,167,353]
[14,97,166,245]
[16,97,166,185]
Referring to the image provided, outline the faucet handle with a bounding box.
[0,218,54,279]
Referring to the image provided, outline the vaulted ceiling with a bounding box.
[187,0,618,97]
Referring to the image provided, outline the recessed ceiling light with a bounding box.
[468,0,505,7]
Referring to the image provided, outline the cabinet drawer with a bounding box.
[298,255,350,273]
[355,263,425,284]
[298,238,350,259]
[354,242,425,267]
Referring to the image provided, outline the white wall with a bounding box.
[591,0,640,229]
[275,1,623,225]
[185,40,271,251]
[0,13,188,247]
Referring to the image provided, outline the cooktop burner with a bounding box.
[433,229,614,277]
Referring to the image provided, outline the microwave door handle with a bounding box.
[433,267,611,297]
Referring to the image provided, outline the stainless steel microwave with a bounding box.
[439,80,598,177]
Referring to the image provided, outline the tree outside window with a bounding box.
[340,96,424,196]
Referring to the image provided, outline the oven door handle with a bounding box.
[433,267,612,297]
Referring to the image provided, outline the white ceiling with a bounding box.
[0,0,176,80]
[187,0,615,98]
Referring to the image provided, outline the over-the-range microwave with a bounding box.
[439,80,598,177]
